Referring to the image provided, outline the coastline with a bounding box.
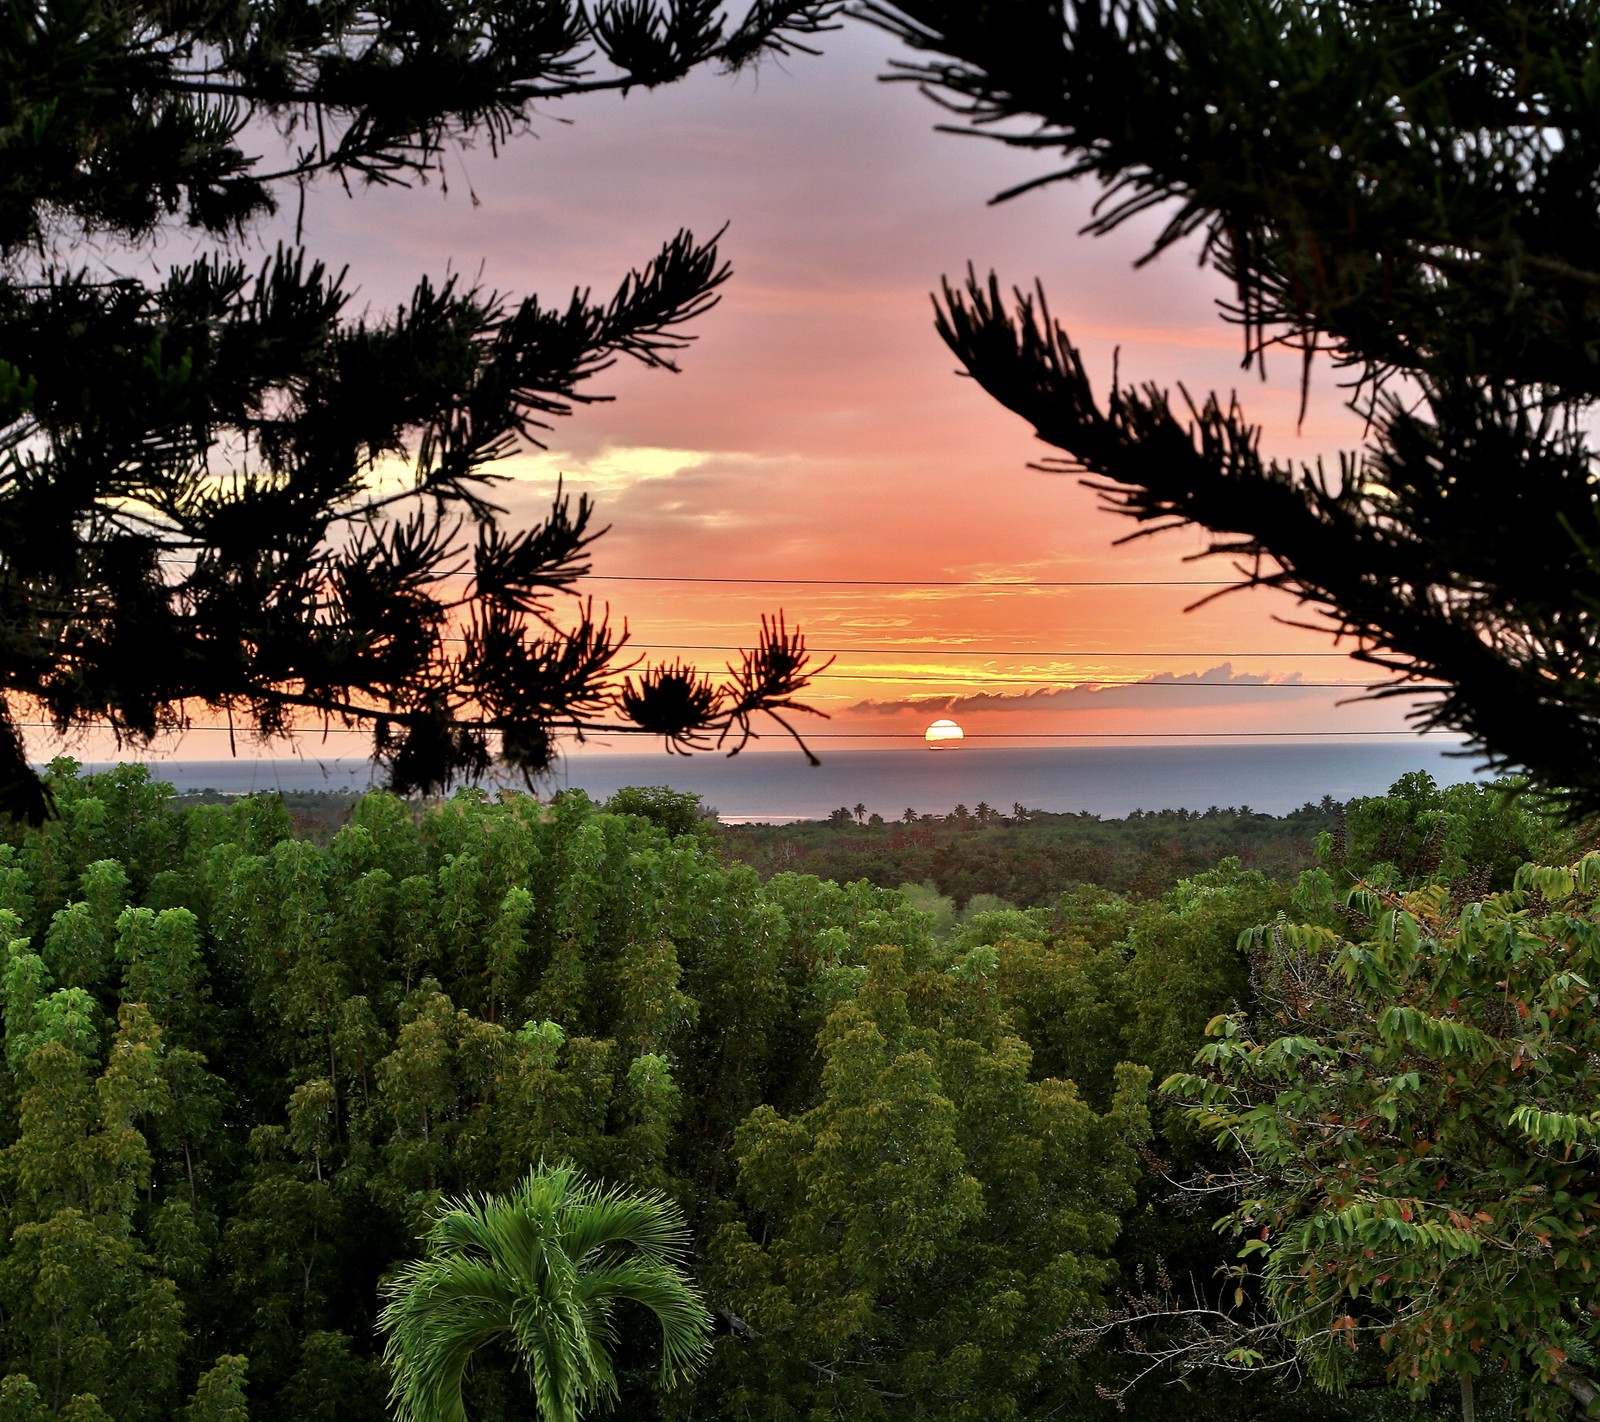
[59,740,1494,822]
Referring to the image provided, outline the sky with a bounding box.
[50,11,1452,769]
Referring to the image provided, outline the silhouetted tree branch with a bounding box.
[0,0,843,820]
[860,0,1600,818]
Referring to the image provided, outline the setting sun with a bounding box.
[924,718,966,749]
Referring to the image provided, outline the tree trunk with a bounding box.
[1557,1361,1600,1418]
[1460,1373,1476,1422]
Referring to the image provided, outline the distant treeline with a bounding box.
[719,796,1350,906]
[179,780,1579,913]
[177,787,1342,904]
[176,786,363,844]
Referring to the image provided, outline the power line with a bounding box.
[437,636,1364,659]
[653,670,1417,689]
[587,575,1234,587]
[627,642,1359,657]
[604,733,1442,742]
[105,560,1239,589]
[330,631,1400,676]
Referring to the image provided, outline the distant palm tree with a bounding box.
[379,1162,712,1422]
[853,802,866,825]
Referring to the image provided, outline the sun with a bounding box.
[924,718,966,750]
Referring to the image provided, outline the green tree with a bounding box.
[0,761,1210,1420]
[0,998,186,1420]
[1164,856,1600,1419]
[1323,772,1569,894]
[862,1,1600,815]
[1116,859,1290,1089]
[0,2,842,822]
[377,1162,711,1422]
[182,1357,250,1422]
[707,942,1150,1421]
[601,788,716,847]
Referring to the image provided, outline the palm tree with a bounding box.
[378,1162,712,1422]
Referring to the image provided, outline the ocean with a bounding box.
[72,740,1496,822]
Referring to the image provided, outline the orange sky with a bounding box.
[46,18,1451,769]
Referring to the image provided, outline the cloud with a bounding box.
[357,443,727,507]
[832,616,916,631]
[842,662,1357,716]
[491,444,715,495]
[476,445,817,557]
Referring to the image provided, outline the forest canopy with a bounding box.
[0,760,1584,1420]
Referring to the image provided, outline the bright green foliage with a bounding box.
[1118,860,1291,1090]
[0,999,186,1420]
[1168,855,1600,1416]
[0,1377,48,1422]
[0,762,1184,1421]
[182,1359,250,1422]
[706,941,1151,1421]
[1321,773,1568,894]
[895,879,960,938]
[379,1162,711,1422]
[601,788,718,848]
[2,759,1429,1422]
[984,887,1135,1101]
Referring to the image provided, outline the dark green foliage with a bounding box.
[704,945,1151,1422]
[862,0,1600,818]
[722,796,1345,906]
[2,0,842,250]
[1115,859,1290,1089]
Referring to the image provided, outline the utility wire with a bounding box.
[626,642,1358,657]
[655,730,1464,740]
[586,575,1234,587]
[137,558,1242,588]
[638,669,1421,689]
[144,559,1241,588]
[433,635,1363,659]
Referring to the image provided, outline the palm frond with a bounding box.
[378,1161,712,1422]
